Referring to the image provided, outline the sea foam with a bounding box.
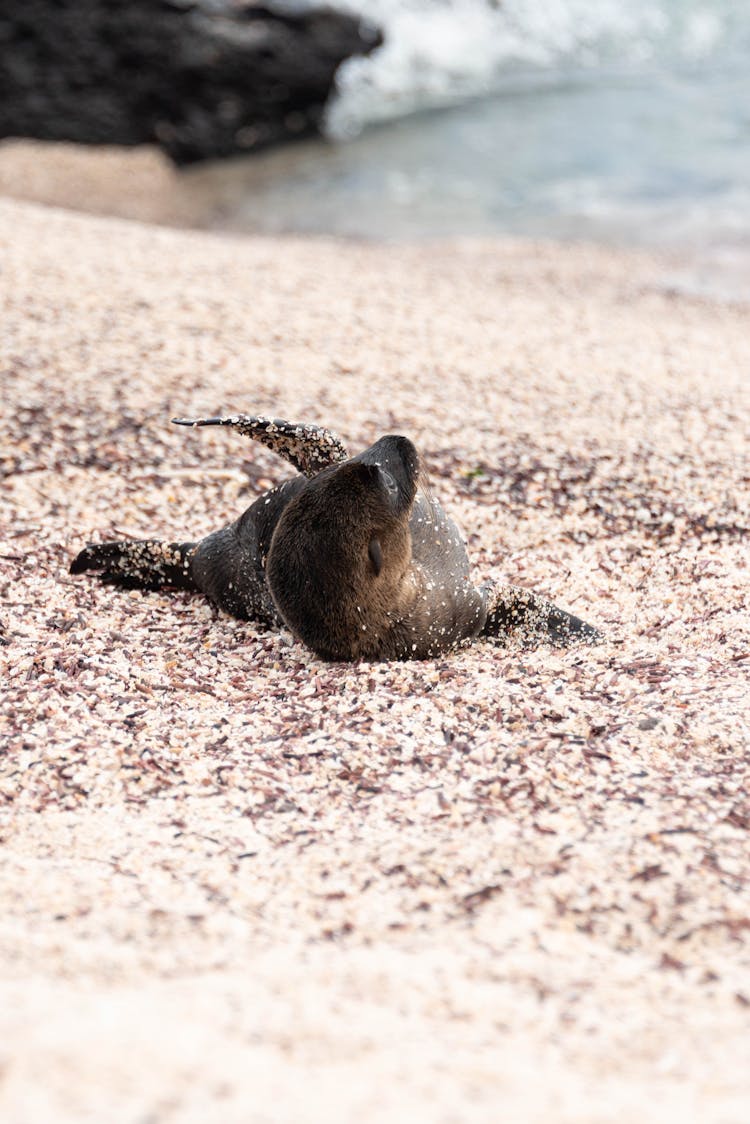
[323,0,738,137]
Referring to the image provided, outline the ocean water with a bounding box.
[188,0,750,289]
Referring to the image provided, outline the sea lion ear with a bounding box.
[368,537,383,577]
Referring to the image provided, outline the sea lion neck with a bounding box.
[264,438,419,660]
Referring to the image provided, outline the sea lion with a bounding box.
[70,414,601,660]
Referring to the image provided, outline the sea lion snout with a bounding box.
[353,435,419,513]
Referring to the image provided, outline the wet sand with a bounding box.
[1,192,749,1122]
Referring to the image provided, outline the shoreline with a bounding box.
[1,138,748,306]
[1,194,749,1122]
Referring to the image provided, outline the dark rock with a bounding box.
[0,1,382,164]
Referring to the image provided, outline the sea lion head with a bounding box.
[266,435,420,660]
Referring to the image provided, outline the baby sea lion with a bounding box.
[70,414,601,660]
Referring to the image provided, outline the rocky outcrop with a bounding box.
[0,1,382,164]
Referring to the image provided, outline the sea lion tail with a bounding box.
[70,540,197,592]
[481,582,603,646]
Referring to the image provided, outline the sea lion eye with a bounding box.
[368,537,383,576]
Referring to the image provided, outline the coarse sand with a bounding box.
[1,191,749,1123]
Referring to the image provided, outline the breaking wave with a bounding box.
[323,0,743,136]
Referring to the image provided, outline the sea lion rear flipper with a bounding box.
[172,415,349,477]
[480,582,603,647]
[70,540,197,592]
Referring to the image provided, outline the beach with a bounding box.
[1,188,749,1122]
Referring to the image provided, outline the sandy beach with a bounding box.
[1,186,749,1122]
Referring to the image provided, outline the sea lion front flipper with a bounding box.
[70,540,197,592]
[172,415,349,478]
[480,582,603,647]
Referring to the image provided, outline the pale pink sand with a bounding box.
[1,195,749,1123]
[0,140,200,228]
